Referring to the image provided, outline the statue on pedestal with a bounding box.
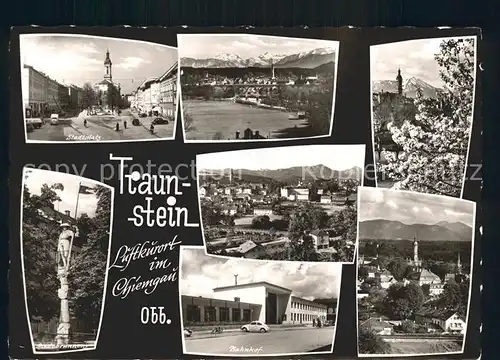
[55,222,79,346]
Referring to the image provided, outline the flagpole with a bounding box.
[74,182,81,220]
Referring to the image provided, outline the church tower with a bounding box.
[271,61,275,79]
[396,68,403,95]
[228,168,233,184]
[413,234,420,270]
[104,49,112,81]
[457,252,462,274]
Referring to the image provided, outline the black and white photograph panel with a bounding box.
[356,187,475,356]
[197,144,365,263]
[21,167,114,353]
[179,246,341,357]
[371,36,477,197]
[178,34,339,142]
[20,33,178,143]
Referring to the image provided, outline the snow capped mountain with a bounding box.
[403,77,440,98]
[372,77,441,99]
[181,47,336,69]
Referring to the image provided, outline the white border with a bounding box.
[178,245,342,357]
[195,144,366,265]
[20,33,179,144]
[354,186,477,357]
[176,33,340,143]
[369,35,478,199]
[20,167,115,354]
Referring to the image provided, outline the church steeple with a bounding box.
[104,49,112,81]
[396,68,403,95]
[457,252,462,274]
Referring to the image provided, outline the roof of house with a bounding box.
[310,229,328,237]
[237,240,260,253]
[361,317,394,331]
[415,308,464,321]
[213,281,292,293]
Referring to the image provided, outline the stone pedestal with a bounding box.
[56,265,70,346]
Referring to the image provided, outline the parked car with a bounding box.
[183,328,193,337]
[132,118,141,126]
[26,117,43,129]
[152,117,169,125]
[139,112,147,118]
[50,113,59,125]
[241,321,270,333]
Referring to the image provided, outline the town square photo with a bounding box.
[20,33,178,143]
[370,36,477,197]
[178,33,339,142]
[179,246,341,357]
[356,187,475,356]
[197,144,365,263]
[20,168,114,353]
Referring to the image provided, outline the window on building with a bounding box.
[186,305,200,322]
[232,308,241,322]
[243,309,251,322]
[219,307,229,322]
[204,306,216,322]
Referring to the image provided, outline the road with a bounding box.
[184,327,335,356]
[26,109,175,142]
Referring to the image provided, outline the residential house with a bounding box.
[254,207,273,216]
[226,240,266,259]
[415,309,466,334]
[429,283,445,297]
[320,195,331,204]
[361,317,393,335]
[409,269,442,286]
[310,230,329,251]
[222,206,237,216]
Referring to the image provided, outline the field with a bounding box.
[318,203,348,215]
[182,100,308,140]
[388,340,462,354]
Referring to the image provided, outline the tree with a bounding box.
[182,106,197,133]
[387,258,409,281]
[430,262,452,281]
[69,185,112,331]
[251,215,271,229]
[400,320,416,333]
[440,281,462,310]
[380,38,475,197]
[358,266,370,280]
[384,282,424,320]
[106,84,122,111]
[81,82,97,110]
[358,327,391,354]
[22,182,65,321]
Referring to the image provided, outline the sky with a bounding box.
[178,34,338,59]
[20,34,177,94]
[370,36,476,88]
[23,168,106,218]
[197,145,365,172]
[358,187,475,227]
[180,247,341,301]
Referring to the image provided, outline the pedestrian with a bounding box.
[312,318,316,327]
[83,119,87,127]
[115,123,120,131]
[150,123,155,134]
[123,120,127,129]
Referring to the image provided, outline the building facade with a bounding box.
[181,281,328,326]
[22,64,60,117]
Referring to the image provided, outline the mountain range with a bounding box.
[181,47,336,69]
[359,219,473,242]
[372,77,441,99]
[199,164,362,183]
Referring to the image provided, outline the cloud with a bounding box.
[358,187,475,227]
[179,34,338,60]
[180,248,341,300]
[114,56,151,70]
